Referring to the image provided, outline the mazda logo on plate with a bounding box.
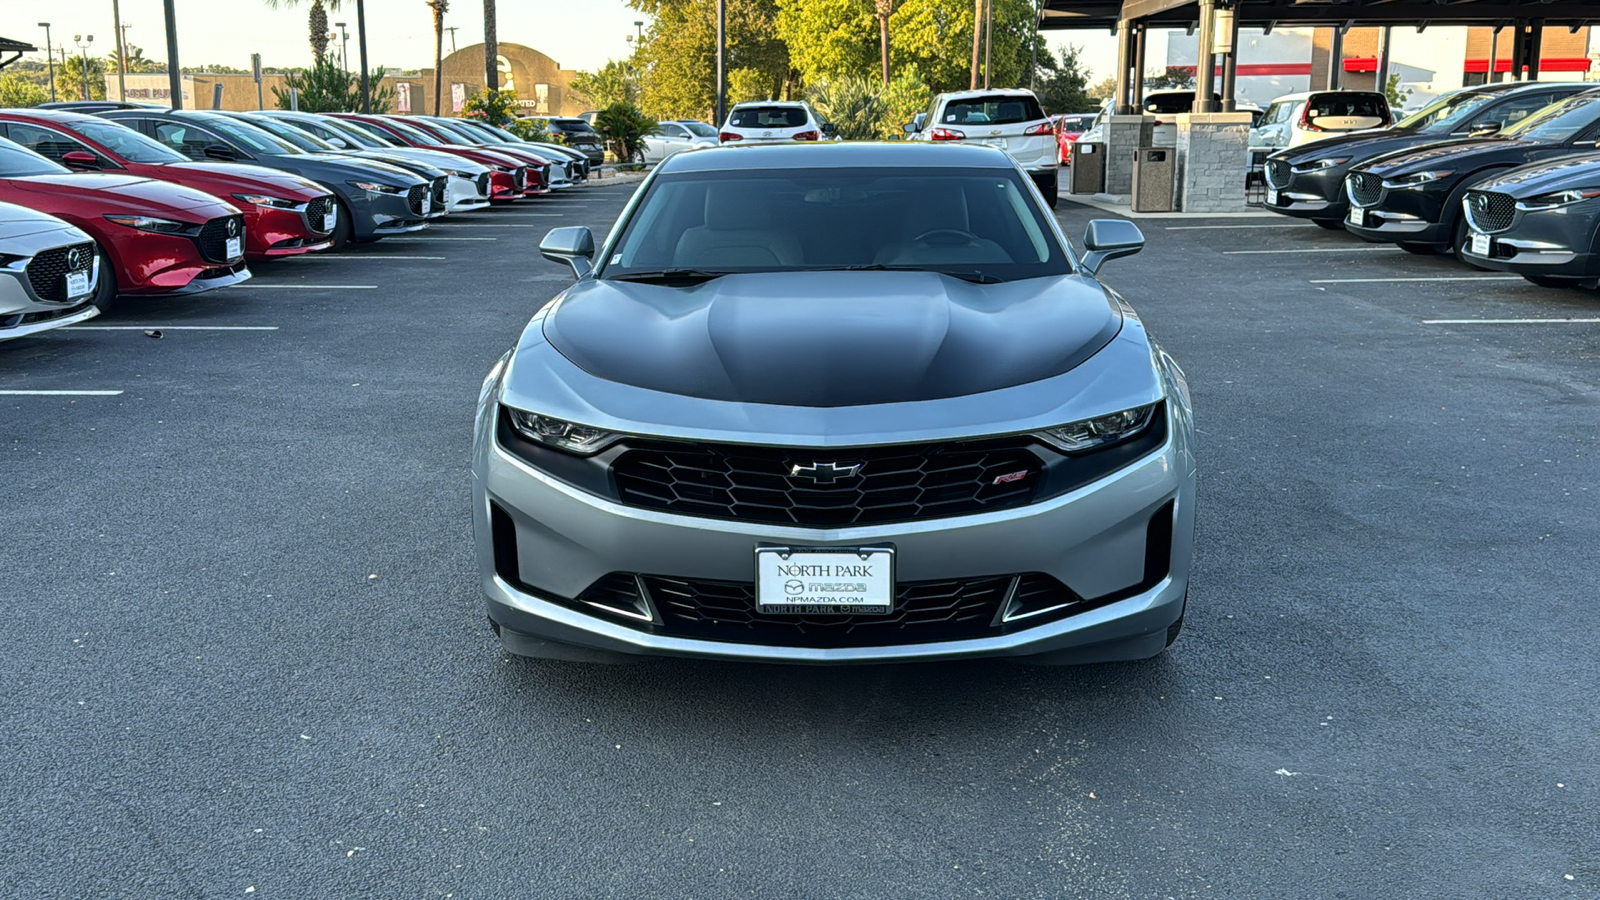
[788,461,864,485]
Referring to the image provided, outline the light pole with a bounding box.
[74,34,94,101]
[112,0,127,101]
[38,23,56,102]
[634,20,644,42]
[163,0,182,109]
[335,22,349,70]
[445,25,458,55]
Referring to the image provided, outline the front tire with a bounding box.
[1522,274,1585,289]
[91,248,118,315]
[327,198,353,252]
[1313,219,1344,231]
[1036,172,1058,209]
[1398,242,1438,255]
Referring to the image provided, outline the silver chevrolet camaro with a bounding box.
[472,142,1196,665]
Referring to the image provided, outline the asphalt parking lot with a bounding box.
[3,184,1596,898]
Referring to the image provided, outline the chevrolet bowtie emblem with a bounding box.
[788,461,864,485]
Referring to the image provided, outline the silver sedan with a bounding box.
[0,202,100,341]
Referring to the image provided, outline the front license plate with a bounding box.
[65,271,90,298]
[326,205,337,230]
[1266,187,1280,206]
[756,547,895,615]
[1349,207,1365,227]
[1470,231,1491,257]
[226,236,242,259]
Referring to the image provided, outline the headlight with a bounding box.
[506,408,620,455]
[231,193,301,209]
[1383,170,1454,190]
[1291,156,1349,173]
[104,214,192,234]
[1033,403,1159,453]
[1516,188,1600,212]
[348,181,405,194]
[0,252,28,271]
[451,169,479,178]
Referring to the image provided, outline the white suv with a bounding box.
[905,88,1059,206]
[718,102,835,144]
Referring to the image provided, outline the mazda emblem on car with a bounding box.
[68,248,89,270]
[788,461,864,484]
[226,218,240,237]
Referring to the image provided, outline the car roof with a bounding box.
[729,100,808,108]
[0,108,104,126]
[935,88,1039,101]
[659,141,1017,173]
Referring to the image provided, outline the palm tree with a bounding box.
[876,0,893,87]
[428,0,450,115]
[483,0,498,91]
[262,0,343,60]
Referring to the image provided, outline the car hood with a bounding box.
[1273,128,1430,164]
[379,147,488,173]
[1356,137,1532,176]
[347,150,447,178]
[0,200,85,241]
[541,271,1123,407]
[163,161,328,200]
[297,153,422,184]
[5,173,238,215]
[1469,153,1600,197]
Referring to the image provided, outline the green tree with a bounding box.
[569,60,636,108]
[273,57,393,112]
[876,68,930,138]
[1034,44,1092,113]
[593,101,657,164]
[59,55,107,101]
[886,0,1034,94]
[775,0,878,85]
[1385,73,1412,111]
[462,86,520,126]
[263,0,346,61]
[805,75,882,139]
[0,73,49,108]
[628,0,790,120]
[427,0,450,115]
[1143,65,1195,91]
[109,44,165,74]
[1088,75,1116,102]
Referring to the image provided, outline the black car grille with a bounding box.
[612,439,1042,528]
[1347,172,1384,208]
[196,215,245,263]
[406,183,428,217]
[1464,190,1516,233]
[304,196,335,233]
[25,241,95,302]
[1265,159,1292,189]
[476,172,491,196]
[578,572,1083,648]
[430,176,448,209]
[512,166,527,191]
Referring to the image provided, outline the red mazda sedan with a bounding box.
[331,113,530,203]
[0,110,335,261]
[0,137,249,310]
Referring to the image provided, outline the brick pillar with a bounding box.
[1102,114,1154,196]
[1174,112,1251,212]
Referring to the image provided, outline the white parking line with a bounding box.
[433,223,538,228]
[1166,223,1315,230]
[0,389,123,396]
[65,326,279,331]
[481,213,566,217]
[1225,247,1402,255]
[388,237,497,242]
[1424,318,1600,325]
[1310,276,1522,284]
[289,255,447,260]
[245,284,378,290]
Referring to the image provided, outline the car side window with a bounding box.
[1476,94,1556,130]
[5,122,103,165]
[153,123,216,160]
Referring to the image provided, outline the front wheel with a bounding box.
[1036,173,1058,209]
[327,198,353,252]
[1523,274,1585,289]
[1313,219,1345,231]
[1397,242,1438,255]
[91,248,119,315]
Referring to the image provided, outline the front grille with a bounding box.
[406,183,428,217]
[1464,190,1516,233]
[476,172,491,196]
[581,572,1083,648]
[1265,159,1292,189]
[612,439,1042,528]
[512,166,527,191]
[1347,172,1384,208]
[25,241,94,302]
[196,215,245,263]
[430,176,448,209]
[304,196,335,233]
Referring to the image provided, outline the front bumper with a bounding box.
[1462,205,1600,277]
[474,414,1195,665]
[1,264,101,340]
[447,173,491,211]
[348,190,430,239]
[1344,183,1451,243]
[104,228,251,295]
[245,204,335,259]
[1262,163,1347,218]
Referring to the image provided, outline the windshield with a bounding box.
[604,167,1069,284]
[0,138,69,176]
[455,121,504,141]
[382,118,447,146]
[550,119,597,135]
[68,120,187,163]
[338,118,405,147]
[682,121,717,137]
[427,119,482,143]
[236,115,338,152]
[308,116,384,148]
[199,115,302,155]
[1394,91,1498,133]
[1502,96,1600,142]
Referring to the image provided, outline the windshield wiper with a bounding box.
[607,268,730,285]
[831,264,1005,284]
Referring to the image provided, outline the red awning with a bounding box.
[1463,57,1595,74]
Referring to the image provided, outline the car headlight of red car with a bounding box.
[231,193,302,209]
[104,214,193,234]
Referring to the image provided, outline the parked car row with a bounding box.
[0,107,601,342]
[1264,82,1600,287]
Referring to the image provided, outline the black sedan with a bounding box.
[1343,90,1600,254]
[99,109,432,250]
[1458,154,1600,287]
[1263,81,1594,228]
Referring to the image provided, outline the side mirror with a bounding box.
[202,143,237,161]
[61,150,100,170]
[1468,121,1502,138]
[540,225,595,279]
[1080,219,1145,276]
[820,122,838,136]
[902,121,919,134]
[326,137,349,149]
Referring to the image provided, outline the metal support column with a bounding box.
[1509,20,1526,81]
[1194,0,1217,113]
[1113,19,1134,115]
[1328,25,1343,90]
[1132,21,1147,112]
[1219,6,1239,111]
[1375,26,1390,95]
[1487,26,1500,83]
[162,0,182,109]
[1526,20,1544,80]
[715,0,727,125]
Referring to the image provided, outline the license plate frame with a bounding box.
[65,271,90,298]
[1349,207,1365,227]
[1266,187,1279,206]
[755,547,895,616]
[225,236,242,260]
[1470,231,1491,257]
[326,204,337,231]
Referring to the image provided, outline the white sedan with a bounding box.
[0,201,101,341]
[638,120,718,164]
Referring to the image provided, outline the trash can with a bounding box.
[1130,147,1174,212]
[1068,141,1105,194]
